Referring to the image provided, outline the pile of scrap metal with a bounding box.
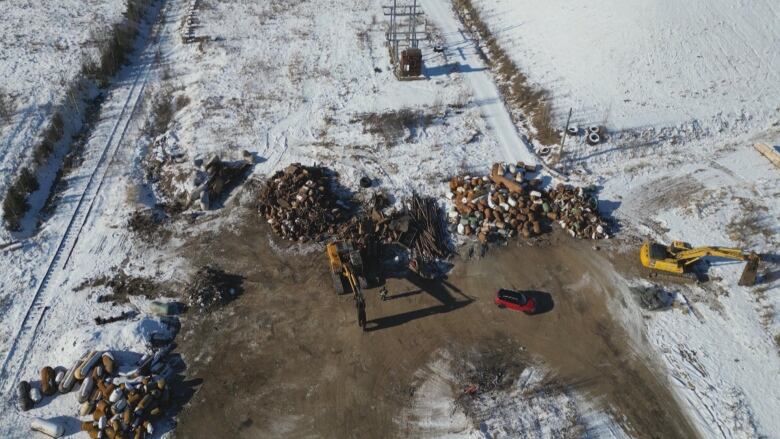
[338,193,452,261]
[191,154,252,210]
[447,162,608,242]
[547,183,609,239]
[258,163,351,242]
[16,347,175,439]
[186,265,242,311]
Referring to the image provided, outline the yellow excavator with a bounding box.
[640,240,760,286]
[327,241,369,329]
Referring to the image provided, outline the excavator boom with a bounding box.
[640,240,759,286]
[675,246,746,264]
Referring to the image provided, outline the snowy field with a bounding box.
[0,0,778,437]
[470,0,780,131]
[0,1,185,436]
[471,0,780,437]
[151,0,541,211]
[0,0,545,435]
[398,350,629,438]
[0,0,126,224]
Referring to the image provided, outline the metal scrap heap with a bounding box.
[547,183,609,240]
[17,347,176,439]
[186,266,242,311]
[447,162,608,241]
[258,163,350,242]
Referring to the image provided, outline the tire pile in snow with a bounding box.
[258,163,351,242]
[447,162,609,242]
[17,347,176,439]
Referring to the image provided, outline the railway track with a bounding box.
[0,0,171,424]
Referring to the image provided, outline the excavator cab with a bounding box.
[640,240,760,286]
[326,241,367,295]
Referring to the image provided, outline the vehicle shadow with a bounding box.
[524,291,554,315]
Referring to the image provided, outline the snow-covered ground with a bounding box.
[470,0,780,132]
[398,349,629,438]
[0,0,550,436]
[1,0,777,436]
[470,0,780,437]
[0,0,126,228]
[0,2,188,436]
[150,0,545,211]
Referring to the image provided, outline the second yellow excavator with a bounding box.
[640,240,760,286]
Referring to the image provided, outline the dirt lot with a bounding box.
[172,206,698,439]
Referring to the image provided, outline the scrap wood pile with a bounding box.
[447,162,609,242]
[338,193,452,261]
[17,347,176,439]
[258,163,351,242]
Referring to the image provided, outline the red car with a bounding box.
[495,289,536,314]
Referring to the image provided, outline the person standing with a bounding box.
[356,297,367,330]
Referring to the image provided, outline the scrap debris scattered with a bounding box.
[257,163,452,261]
[190,154,252,210]
[258,163,351,242]
[74,270,161,303]
[447,162,609,242]
[186,266,244,312]
[337,193,452,261]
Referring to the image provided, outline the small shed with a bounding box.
[399,48,423,78]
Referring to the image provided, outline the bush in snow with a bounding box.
[2,168,38,231]
[0,88,14,125]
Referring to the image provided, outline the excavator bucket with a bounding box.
[738,253,760,287]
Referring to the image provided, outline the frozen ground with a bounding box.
[398,349,629,438]
[0,0,126,227]
[470,0,780,132]
[0,1,188,436]
[470,0,780,437]
[1,0,778,437]
[148,0,545,214]
[0,0,549,436]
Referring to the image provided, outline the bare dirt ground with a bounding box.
[171,204,698,439]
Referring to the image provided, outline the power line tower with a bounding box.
[383,0,427,78]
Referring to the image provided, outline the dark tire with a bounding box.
[497,304,505,309]
[331,271,345,295]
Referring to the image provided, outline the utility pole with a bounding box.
[561,107,573,149]
[384,1,427,65]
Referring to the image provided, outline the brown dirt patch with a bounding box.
[170,206,698,439]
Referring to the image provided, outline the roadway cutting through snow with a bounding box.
[424,0,538,166]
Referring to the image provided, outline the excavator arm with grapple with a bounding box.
[640,240,760,286]
[327,241,370,330]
